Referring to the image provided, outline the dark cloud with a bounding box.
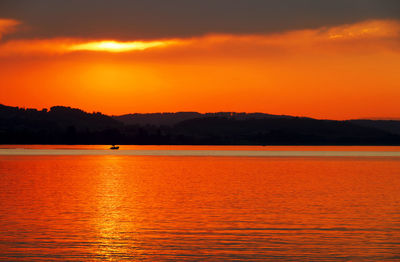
[1,0,399,40]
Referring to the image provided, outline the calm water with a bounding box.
[0,146,400,261]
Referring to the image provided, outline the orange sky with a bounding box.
[0,19,400,119]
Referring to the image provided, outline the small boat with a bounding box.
[110,145,119,150]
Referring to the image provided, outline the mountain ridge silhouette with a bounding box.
[1,104,400,145]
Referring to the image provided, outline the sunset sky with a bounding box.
[0,0,399,119]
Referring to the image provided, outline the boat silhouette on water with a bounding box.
[110,145,119,150]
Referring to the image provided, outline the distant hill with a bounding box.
[0,104,121,131]
[0,104,122,144]
[172,117,400,145]
[1,103,400,145]
[114,112,204,126]
[349,120,400,136]
[113,112,295,126]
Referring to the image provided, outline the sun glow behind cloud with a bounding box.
[0,39,183,55]
[69,40,179,52]
[0,19,399,56]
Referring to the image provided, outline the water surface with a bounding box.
[1,145,400,157]
[0,146,399,261]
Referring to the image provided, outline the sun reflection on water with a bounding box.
[91,156,140,260]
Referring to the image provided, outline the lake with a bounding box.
[0,146,399,261]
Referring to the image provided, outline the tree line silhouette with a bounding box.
[1,104,400,145]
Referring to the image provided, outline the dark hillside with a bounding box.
[349,120,400,136]
[173,117,400,145]
[114,112,294,126]
[1,103,400,145]
[0,104,122,144]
